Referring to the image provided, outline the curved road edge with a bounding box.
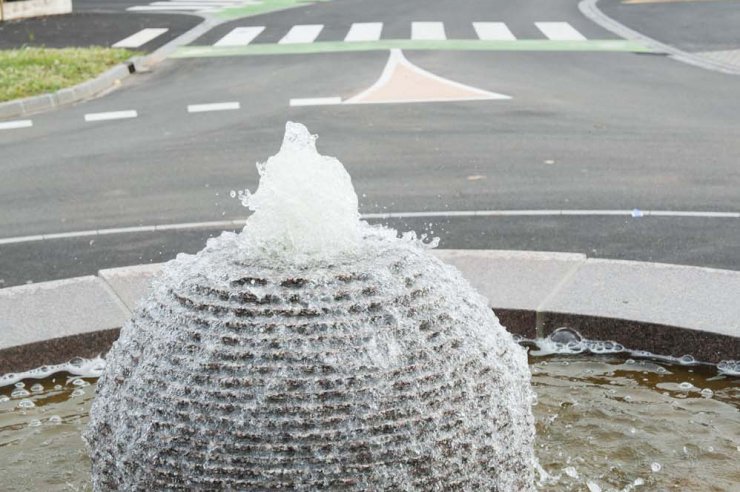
[1,249,738,374]
[579,0,740,76]
[0,15,221,120]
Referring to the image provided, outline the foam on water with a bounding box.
[0,356,105,388]
[237,122,361,263]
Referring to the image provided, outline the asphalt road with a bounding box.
[0,13,199,51]
[600,0,740,52]
[1,0,738,287]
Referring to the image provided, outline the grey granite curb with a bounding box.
[579,0,740,76]
[0,250,738,374]
[0,16,219,120]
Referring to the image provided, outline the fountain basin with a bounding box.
[1,353,737,491]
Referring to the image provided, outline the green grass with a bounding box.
[0,47,138,102]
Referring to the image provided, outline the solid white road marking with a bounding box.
[187,102,240,113]
[112,28,169,48]
[290,97,343,107]
[411,22,446,40]
[279,24,324,44]
[84,110,138,122]
[473,22,516,41]
[3,210,737,245]
[127,5,216,11]
[535,22,587,41]
[214,26,265,46]
[345,22,383,42]
[0,120,33,130]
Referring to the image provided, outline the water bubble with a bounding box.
[700,388,713,399]
[30,383,44,393]
[717,360,740,376]
[650,462,662,472]
[71,389,85,397]
[29,419,42,427]
[634,478,645,486]
[0,395,9,403]
[71,378,89,387]
[11,388,30,398]
[563,466,578,479]
[678,355,695,365]
[678,382,693,391]
[17,399,35,409]
[48,415,62,425]
[14,382,25,388]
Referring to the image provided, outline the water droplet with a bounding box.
[650,462,662,472]
[700,388,713,399]
[29,419,42,427]
[563,466,578,479]
[48,415,62,425]
[30,383,44,393]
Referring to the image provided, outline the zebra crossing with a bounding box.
[127,0,258,13]
[112,21,595,51]
[206,21,594,47]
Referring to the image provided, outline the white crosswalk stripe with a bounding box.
[113,28,168,48]
[126,0,255,13]
[279,25,324,44]
[197,21,598,48]
[473,22,516,41]
[534,22,587,41]
[214,26,265,47]
[411,22,446,40]
[344,22,383,42]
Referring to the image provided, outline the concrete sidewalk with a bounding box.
[1,250,738,373]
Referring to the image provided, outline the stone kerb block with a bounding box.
[2,0,72,21]
[540,258,740,338]
[98,263,163,311]
[0,276,129,351]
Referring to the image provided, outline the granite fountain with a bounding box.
[83,122,536,490]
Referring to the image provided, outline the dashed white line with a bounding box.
[535,22,587,41]
[214,26,265,47]
[1,211,737,246]
[290,97,342,107]
[0,120,33,130]
[411,22,447,41]
[345,22,383,42]
[84,110,138,122]
[473,22,516,41]
[187,102,240,113]
[279,24,324,44]
[112,28,169,48]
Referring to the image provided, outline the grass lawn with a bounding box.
[0,47,138,102]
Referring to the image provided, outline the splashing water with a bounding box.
[238,122,361,262]
[84,122,536,490]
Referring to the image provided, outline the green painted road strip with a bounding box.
[217,0,331,21]
[172,39,655,58]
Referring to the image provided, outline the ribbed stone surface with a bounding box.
[85,231,536,490]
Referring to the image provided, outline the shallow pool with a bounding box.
[0,354,737,491]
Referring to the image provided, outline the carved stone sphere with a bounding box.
[85,231,536,491]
